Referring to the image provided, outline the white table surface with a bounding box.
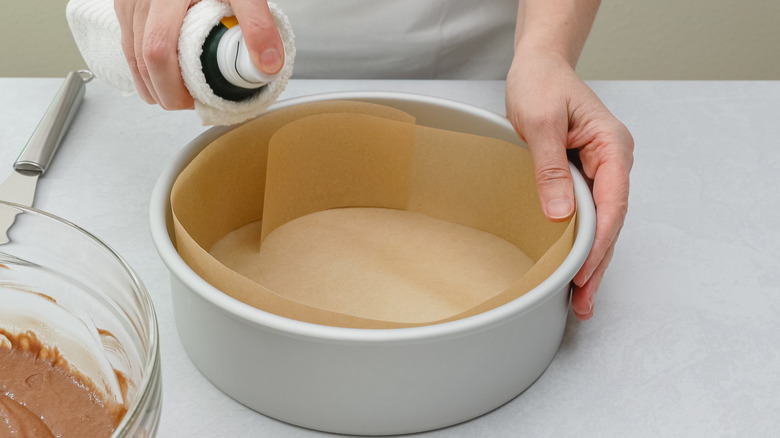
[1,78,778,437]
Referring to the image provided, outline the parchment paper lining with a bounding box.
[171,101,575,328]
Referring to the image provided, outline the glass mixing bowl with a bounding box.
[0,201,161,437]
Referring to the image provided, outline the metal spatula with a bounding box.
[0,70,92,244]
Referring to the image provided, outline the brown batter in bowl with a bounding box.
[0,329,126,437]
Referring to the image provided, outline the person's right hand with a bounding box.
[114,0,285,109]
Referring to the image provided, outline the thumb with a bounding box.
[522,113,575,222]
[230,0,285,75]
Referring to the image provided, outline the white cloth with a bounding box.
[66,0,296,126]
[275,0,517,79]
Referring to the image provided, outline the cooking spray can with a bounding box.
[201,16,282,101]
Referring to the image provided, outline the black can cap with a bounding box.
[201,23,262,102]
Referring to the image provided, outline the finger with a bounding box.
[523,109,575,222]
[230,0,284,74]
[131,1,161,104]
[573,155,630,287]
[571,242,615,321]
[116,0,155,103]
[144,0,194,109]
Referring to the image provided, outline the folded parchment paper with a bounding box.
[171,101,575,328]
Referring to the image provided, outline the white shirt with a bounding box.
[275,0,518,79]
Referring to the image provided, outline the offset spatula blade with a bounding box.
[0,173,38,244]
[0,71,90,244]
[0,171,38,208]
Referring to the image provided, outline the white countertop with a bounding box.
[1,78,778,437]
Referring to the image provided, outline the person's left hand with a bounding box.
[505,46,634,320]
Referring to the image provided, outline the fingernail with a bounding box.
[260,48,283,74]
[573,269,591,287]
[575,297,594,320]
[546,198,574,220]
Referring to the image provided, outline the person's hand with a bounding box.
[114,0,285,109]
[506,47,634,321]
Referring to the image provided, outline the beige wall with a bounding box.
[579,0,780,79]
[2,0,779,79]
[2,0,87,77]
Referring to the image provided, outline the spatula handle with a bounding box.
[14,70,93,174]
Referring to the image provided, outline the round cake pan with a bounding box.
[150,91,595,435]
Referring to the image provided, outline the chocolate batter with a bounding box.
[0,329,126,437]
